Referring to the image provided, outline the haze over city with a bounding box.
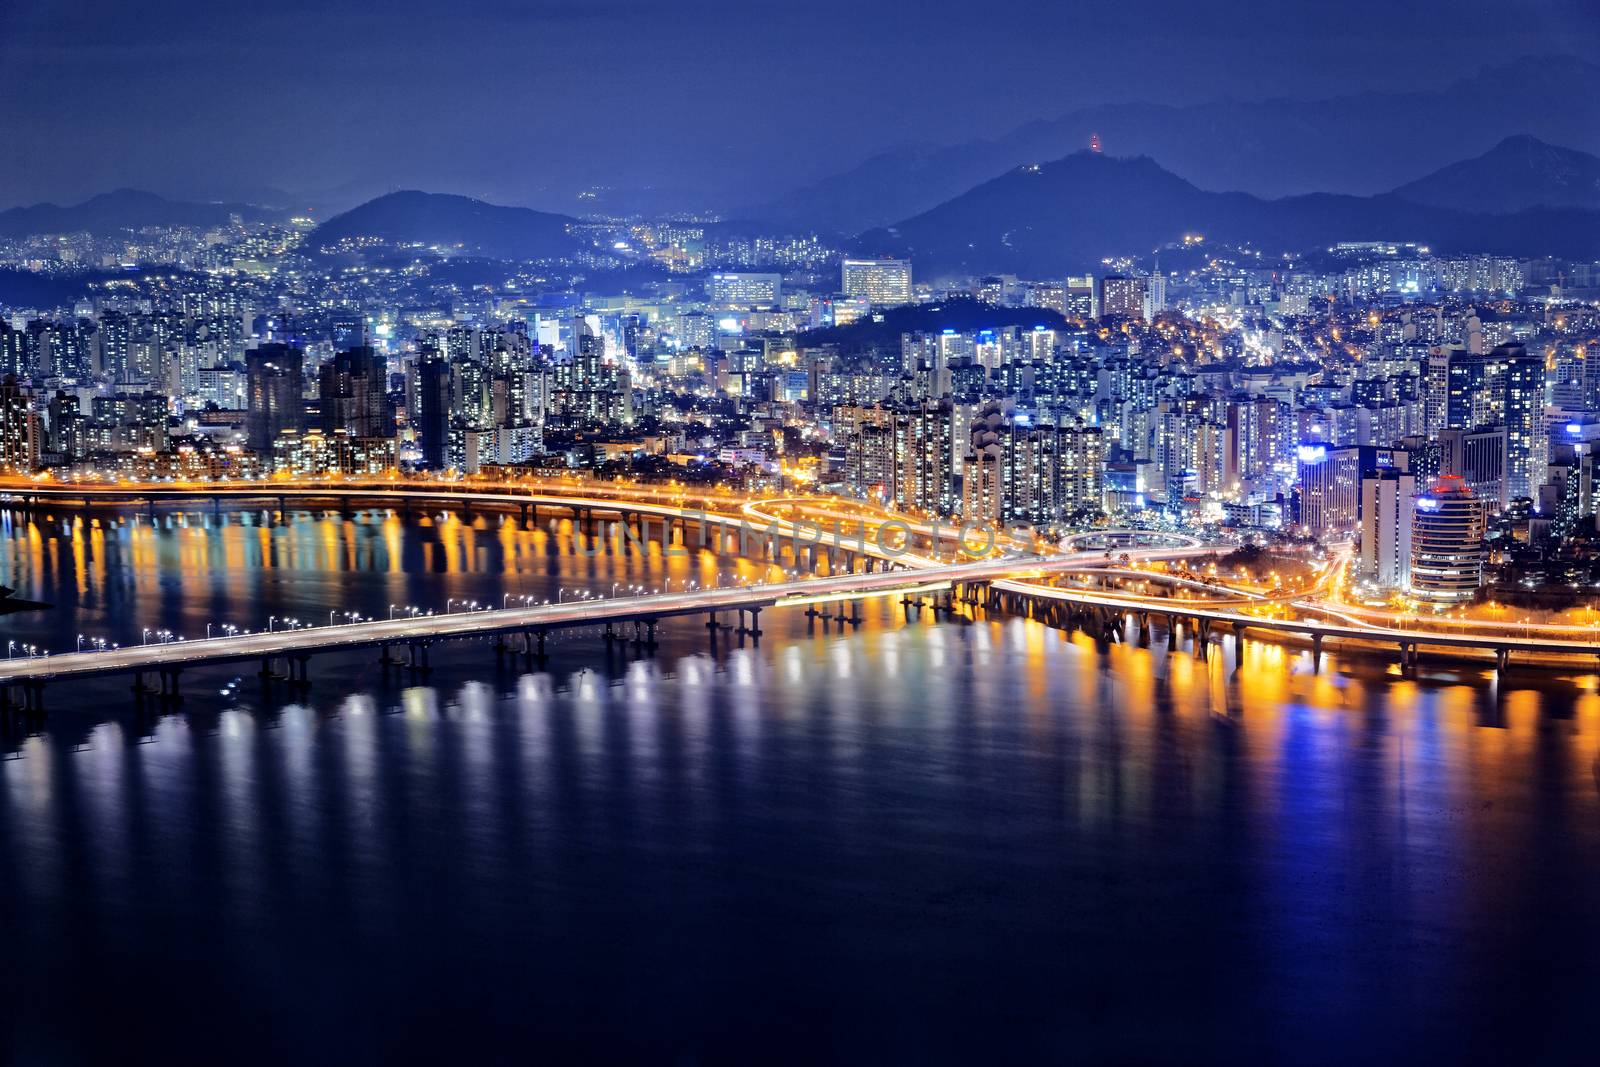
[3,0,1598,212]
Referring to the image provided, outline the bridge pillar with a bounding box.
[631,619,658,649]
[737,608,763,640]
[1496,647,1510,672]
[408,640,432,673]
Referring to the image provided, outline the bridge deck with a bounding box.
[0,555,1072,685]
[996,580,1600,658]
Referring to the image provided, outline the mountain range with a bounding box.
[1392,134,1600,214]
[753,56,1600,234]
[7,131,1600,279]
[853,147,1600,278]
[0,189,278,239]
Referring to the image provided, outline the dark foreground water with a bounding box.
[1,507,1599,1064]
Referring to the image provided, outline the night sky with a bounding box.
[0,0,1593,210]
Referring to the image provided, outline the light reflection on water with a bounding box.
[0,506,1597,1063]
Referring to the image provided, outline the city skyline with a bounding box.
[5,2,1600,1062]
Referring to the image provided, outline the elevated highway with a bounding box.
[0,543,1202,707]
[989,578,1600,672]
[2,478,1579,706]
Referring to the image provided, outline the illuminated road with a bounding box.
[990,578,1600,667]
[0,547,1202,687]
[1,478,1584,678]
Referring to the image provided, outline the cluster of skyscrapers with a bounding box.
[2,210,1599,608]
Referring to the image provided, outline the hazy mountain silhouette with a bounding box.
[307,191,584,260]
[0,189,276,238]
[756,56,1600,234]
[853,151,1600,278]
[1391,134,1600,213]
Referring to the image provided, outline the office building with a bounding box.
[841,259,912,307]
[245,343,305,457]
[0,375,39,471]
[318,346,392,439]
[1098,276,1146,320]
[1359,468,1416,587]
[708,273,782,310]
[1409,476,1487,603]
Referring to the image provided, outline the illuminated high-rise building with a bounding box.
[1409,476,1486,603]
[415,341,453,470]
[0,375,39,471]
[318,346,392,439]
[245,343,305,458]
[1441,342,1544,503]
[1359,468,1416,587]
[1298,443,1407,536]
[1097,275,1146,320]
[1497,343,1545,503]
[708,273,782,310]
[1143,273,1167,319]
[841,259,912,307]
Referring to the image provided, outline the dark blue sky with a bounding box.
[0,0,1594,211]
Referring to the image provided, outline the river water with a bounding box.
[0,505,1597,1064]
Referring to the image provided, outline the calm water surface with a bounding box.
[1,506,1598,1064]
